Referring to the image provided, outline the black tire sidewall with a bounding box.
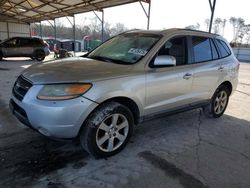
[35,50,45,61]
[0,52,3,61]
[211,85,230,118]
[80,102,134,158]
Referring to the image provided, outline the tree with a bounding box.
[221,19,227,36]
[212,18,227,35]
[185,23,200,30]
[230,17,245,42]
[213,18,222,34]
[204,19,210,32]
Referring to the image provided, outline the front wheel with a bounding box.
[203,85,230,118]
[79,101,134,158]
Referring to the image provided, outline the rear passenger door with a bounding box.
[19,38,33,56]
[189,36,221,103]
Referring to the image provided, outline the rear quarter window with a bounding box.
[215,39,231,58]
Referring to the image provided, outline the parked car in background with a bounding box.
[0,37,50,61]
[10,29,239,158]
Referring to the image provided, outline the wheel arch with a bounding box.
[101,96,141,124]
[218,81,233,95]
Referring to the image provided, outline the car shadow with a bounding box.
[0,104,250,187]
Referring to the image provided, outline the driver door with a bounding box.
[145,36,194,115]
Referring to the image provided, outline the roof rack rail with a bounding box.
[178,28,220,36]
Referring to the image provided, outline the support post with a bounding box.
[73,15,76,56]
[29,23,32,37]
[93,10,104,42]
[208,0,216,33]
[40,21,42,39]
[147,0,151,30]
[139,0,151,30]
[101,10,104,42]
[7,22,10,38]
[54,19,57,42]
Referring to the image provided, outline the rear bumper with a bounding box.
[44,48,50,56]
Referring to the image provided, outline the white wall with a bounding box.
[0,22,30,41]
[233,48,250,62]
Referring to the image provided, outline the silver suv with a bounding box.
[0,37,50,61]
[10,29,239,158]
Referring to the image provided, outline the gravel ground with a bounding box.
[0,57,250,188]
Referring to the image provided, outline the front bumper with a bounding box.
[10,85,98,138]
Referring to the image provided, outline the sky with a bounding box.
[60,0,250,42]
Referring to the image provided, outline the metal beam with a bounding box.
[66,16,76,55]
[54,19,57,42]
[208,0,216,33]
[139,0,151,30]
[73,15,76,56]
[93,10,104,42]
[40,21,42,39]
[6,22,9,38]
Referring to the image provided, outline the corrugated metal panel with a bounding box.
[8,23,30,34]
[0,22,7,32]
[233,48,250,61]
[0,0,147,23]
[0,32,8,41]
[0,22,30,41]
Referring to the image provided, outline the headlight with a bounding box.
[37,83,92,100]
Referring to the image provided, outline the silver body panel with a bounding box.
[10,29,239,138]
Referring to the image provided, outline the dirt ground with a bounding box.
[0,56,250,188]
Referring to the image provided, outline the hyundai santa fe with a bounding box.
[9,29,239,158]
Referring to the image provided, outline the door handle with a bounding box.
[183,73,193,80]
[218,66,224,71]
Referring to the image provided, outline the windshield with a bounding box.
[87,33,161,64]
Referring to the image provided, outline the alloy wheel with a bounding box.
[214,90,228,115]
[96,113,129,152]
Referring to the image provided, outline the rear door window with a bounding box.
[192,36,212,63]
[19,38,30,47]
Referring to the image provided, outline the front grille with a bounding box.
[12,76,32,101]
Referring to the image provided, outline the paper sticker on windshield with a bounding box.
[128,48,148,56]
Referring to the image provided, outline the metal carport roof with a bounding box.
[0,0,149,23]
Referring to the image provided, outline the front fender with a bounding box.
[83,76,146,116]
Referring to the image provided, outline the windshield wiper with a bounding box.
[88,56,115,63]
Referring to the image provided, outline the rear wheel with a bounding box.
[203,85,230,118]
[79,101,134,158]
[35,50,45,61]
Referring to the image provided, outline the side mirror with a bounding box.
[154,55,176,66]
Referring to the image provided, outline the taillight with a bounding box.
[43,41,49,48]
[236,62,240,70]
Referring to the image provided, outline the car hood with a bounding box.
[22,57,134,84]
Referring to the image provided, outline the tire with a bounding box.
[35,50,45,61]
[79,101,134,158]
[0,52,3,61]
[203,85,230,118]
[30,57,36,60]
